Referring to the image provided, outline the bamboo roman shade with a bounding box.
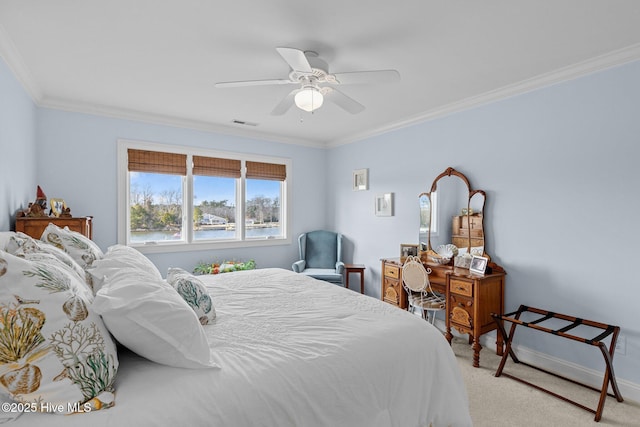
[193,156,241,178]
[128,149,187,175]
[127,150,285,181]
[246,161,287,181]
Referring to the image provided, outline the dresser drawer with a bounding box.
[384,264,400,279]
[450,278,473,297]
[383,277,402,307]
[449,294,473,330]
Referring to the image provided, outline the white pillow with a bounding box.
[87,244,162,294]
[167,268,216,325]
[0,250,118,413]
[92,273,217,369]
[40,223,103,270]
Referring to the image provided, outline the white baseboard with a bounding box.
[476,334,640,404]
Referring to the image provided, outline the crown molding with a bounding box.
[0,23,42,101]
[328,42,640,148]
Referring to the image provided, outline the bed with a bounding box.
[0,229,472,427]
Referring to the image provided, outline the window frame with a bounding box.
[117,139,292,253]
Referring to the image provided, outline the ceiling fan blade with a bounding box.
[276,47,313,73]
[270,89,299,115]
[332,70,400,85]
[215,79,292,88]
[323,87,365,114]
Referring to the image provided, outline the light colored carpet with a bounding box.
[452,337,640,426]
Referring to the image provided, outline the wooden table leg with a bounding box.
[344,264,365,294]
[472,335,482,368]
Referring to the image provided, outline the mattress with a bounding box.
[7,268,471,426]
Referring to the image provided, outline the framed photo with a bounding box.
[469,255,488,275]
[353,168,368,191]
[50,198,67,217]
[400,243,419,263]
[375,192,393,216]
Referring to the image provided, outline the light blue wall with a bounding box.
[327,60,640,384]
[34,109,328,273]
[2,51,639,388]
[0,57,37,230]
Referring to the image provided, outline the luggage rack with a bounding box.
[492,305,623,422]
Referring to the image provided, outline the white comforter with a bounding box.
[8,268,471,427]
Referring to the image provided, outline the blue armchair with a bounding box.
[292,230,344,285]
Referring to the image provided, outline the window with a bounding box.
[117,140,291,252]
[245,161,286,239]
[192,156,240,242]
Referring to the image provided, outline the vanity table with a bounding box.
[382,167,506,368]
[381,258,505,367]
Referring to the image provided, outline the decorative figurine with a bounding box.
[59,207,72,218]
[22,186,50,217]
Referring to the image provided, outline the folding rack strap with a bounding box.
[491,305,623,422]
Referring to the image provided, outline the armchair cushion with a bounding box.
[298,269,343,284]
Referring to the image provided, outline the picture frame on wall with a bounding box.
[353,168,368,191]
[375,192,393,216]
[469,255,488,275]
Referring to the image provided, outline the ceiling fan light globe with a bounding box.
[294,88,324,112]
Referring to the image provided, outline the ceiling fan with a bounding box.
[215,47,400,115]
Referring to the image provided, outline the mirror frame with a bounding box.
[425,167,486,257]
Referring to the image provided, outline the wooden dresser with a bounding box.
[15,216,93,240]
[381,257,505,367]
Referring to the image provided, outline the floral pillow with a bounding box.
[7,233,90,291]
[0,232,14,251]
[40,224,103,270]
[4,231,34,254]
[167,268,216,325]
[0,250,118,414]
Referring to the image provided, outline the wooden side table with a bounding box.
[344,264,366,294]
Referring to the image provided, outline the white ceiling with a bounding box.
[1,1,640,148]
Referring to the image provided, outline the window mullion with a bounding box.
[184,154,194,243]
[238,161,246,241]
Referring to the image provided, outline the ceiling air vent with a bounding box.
[231,119,258,127]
